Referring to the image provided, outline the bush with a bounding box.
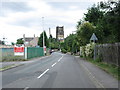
[80,42,95,58]
[61,48,67,53]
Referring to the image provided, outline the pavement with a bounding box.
[0,52,119,89]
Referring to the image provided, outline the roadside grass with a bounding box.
[85,57,119,80]
[0,64,15,71]
[1,56,27,62]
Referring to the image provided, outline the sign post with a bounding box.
[14,45,24,56]
[44,46,46,55]
[90,33,98,60]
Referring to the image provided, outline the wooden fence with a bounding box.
[96,43,120,66]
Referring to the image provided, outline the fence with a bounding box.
[96,43,120,66]
[0,48,24,61]
[0,47,50,61]
[0,48,2,61]
[25,47,44,59]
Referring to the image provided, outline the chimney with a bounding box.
[49,28,51,36]
[23,34,25,41]
[34,34,35,37]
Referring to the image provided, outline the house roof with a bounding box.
[24,37,34,42]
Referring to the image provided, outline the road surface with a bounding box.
[1,52,119,89]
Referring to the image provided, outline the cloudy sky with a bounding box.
[0,0,106,44]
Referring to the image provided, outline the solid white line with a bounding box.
[37,69,49,79]
[52,62,57,67]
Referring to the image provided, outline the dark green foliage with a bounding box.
[49,34,59,49]
[77,0,120,44]
[16,38,24,44]
[38,31,49,48]
[2,41,5,45]
[61,48,67,53]
[11,42,15,45]
[84,5,104,26]
[77,22,95,46]
[60,34,79,54]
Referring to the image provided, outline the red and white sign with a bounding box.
[14,45,24,56]
[44,46,46,53]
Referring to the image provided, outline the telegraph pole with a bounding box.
[42,17,45,56]
[49,28,51,49]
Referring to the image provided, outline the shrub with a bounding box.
[61,48,67,53]
[85,42,95,58]
[80,42,95,58]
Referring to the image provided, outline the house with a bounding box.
[23,34,39,47]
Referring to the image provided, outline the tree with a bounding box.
[84,5,104,26]
[0,40,5,45]
[38,31,49,48]
[77,22,95,46]
[60,34,79,54]
[16,38,24,44]
[79,0,120,43]
[11,42,15,45]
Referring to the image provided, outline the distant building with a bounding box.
[0,40,2,45]
[56,26,64,42]
[23,34,39,47]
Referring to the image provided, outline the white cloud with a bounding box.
[0,0,106,45]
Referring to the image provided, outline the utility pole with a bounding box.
[49,28,51,49]
[42,17,45,56]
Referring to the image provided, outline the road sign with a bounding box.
[90,33,98,41]
[44,46,46,53]
[14,45,24,56]
[90,33,98,60]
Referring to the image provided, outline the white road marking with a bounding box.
[52,62,57,67]
[58,55,64,62]
[37,69,49,79]
[24,87,29,90]
[37,55,64,79]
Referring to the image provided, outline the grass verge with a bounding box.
[0,64,15,71]
[1,56,27,62]
[86,58,120,80]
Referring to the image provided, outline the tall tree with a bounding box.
[84,5,104,26]
[38,31,49,48]
[77,22,95,46]
[16,38,24,44]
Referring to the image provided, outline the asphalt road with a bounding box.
[1,52,119,89]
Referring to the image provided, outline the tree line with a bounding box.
[60,0,120,54]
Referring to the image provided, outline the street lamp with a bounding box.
[42,17,45,56]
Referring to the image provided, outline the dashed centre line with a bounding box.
[52,62,57,67]
[24,87,29,90]
[37,69,49,79]
[37,55,64,79]
[58,55,63,62]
